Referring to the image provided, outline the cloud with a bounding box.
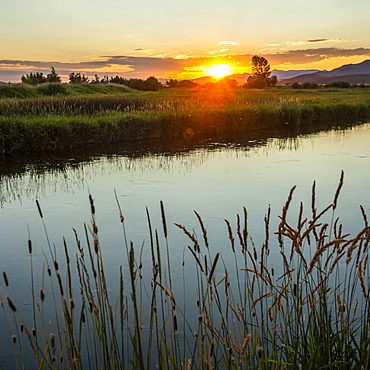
[286,38,343,46]
[218,41,238,45]
[1,47,370,82]
[208,49,229,54]
[265,47,370,64]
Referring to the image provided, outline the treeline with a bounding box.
[21,67,163,91]
[291,81,369,89]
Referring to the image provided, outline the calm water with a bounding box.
[0,123,369,366]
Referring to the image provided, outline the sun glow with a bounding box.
[206,63,232,78]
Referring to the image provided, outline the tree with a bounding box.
[142,76,163,91]
[243,55,277,89]
[46,67,61,83]
[251,55,271,80]
[21,72,46,85]
[69,72,89,84]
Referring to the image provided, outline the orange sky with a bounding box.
[1,0,370,82]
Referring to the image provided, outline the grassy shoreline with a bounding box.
[1,87,370,153]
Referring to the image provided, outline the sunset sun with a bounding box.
[206,63,232,78]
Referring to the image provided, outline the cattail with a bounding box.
[160,200,167,238]
[32,328,36,337]
[50,333,56,348]
[40,289,45,302]
[36,199,43,218]
[257,346,264,359]
[12,335,16,344]
[81,311,86,323]
[172,305,178,332]
[28,239,32,254]
[208,253,220,284]
[57,273,64,296]
[228,347,233,355]
[47,267,52,276]
[54,260,59,271]
[70,299,75,310]
[2,271,9,287]
[89,194,95,215]
[198,314,203,322]
[7,296,17,312]
[20,323,24,332]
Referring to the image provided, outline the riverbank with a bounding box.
[1,87,370,153]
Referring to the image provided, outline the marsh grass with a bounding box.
[1,173,370,369]
[1,90,370,153]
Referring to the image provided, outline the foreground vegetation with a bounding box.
[0,173,369,369]
[1,85,370,153]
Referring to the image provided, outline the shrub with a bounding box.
[37,83,68,96]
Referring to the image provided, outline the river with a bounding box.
[0,123,369,367]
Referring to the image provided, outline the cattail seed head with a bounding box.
[32,328,36,337]
[36,199,43,218]
[3,271,9,287]
[28,239,32,254]
[7,296,17,312]
[12,335,16,344]
[70,299,75,310]
[47,267,52,276]
[40,289,45,302]
[57,273,64,296]
[54,260,59,271]
[50,333,56,348]
[20,323,24,332]
[89,194,95,215]
[257,346,264,359]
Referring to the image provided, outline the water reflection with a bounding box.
[0,124,360,206]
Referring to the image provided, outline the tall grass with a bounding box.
[1,90,370,153]
[1,173,369,369]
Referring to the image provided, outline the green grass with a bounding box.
[1,87,370,153]
[1,173,369,369]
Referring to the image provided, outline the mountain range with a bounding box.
[191,59,370,85]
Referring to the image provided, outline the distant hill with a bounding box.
[280,60,370,84]
[163,59,370,86]
[191,69,321,85]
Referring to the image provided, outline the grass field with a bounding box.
[1,84,370,153]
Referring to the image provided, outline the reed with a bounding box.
[0,175,369,369]
[1,89,370,153]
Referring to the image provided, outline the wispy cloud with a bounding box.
[208,49,229,54]
[218,41,238,45]
[288,38,343,46]
[269,38,343,47]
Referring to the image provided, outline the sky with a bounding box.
[1,0,370,82]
